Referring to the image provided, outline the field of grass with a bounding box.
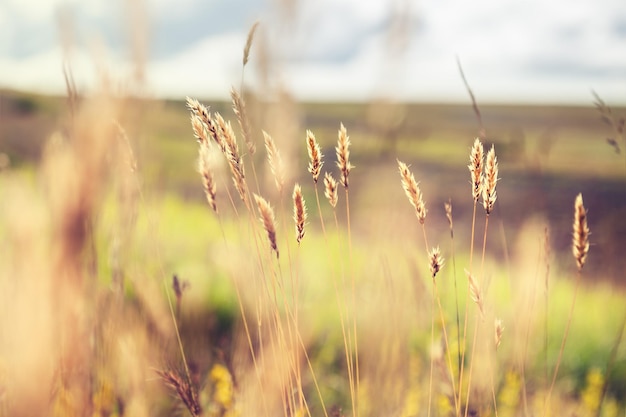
[0,85,625,417]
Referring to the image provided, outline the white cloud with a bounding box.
[0,0,624,104]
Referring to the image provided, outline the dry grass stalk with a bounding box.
[468,138,484,202]
[466,270,484,317]
[263,130,285,193]
[429,247,444,278]
[324,172,338,208]
[397,160,427,224]
[572,193,590,271]
[293,184,307,244]
[482,145,498,215]
[231,87,256,155]
[336,123,353,189]
[254,194,279,258]
[198,141,218,213]
[306,130,323,184]
[495,319,504,350]
[243,21,260,66]
[157,369,201,417]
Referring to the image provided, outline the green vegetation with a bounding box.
[0,86,625,417]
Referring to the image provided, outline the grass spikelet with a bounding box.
[495,318,504,350]
[429,247,444,278]
[468,138,484,202]
[336,123,353,188]
[243,21,260,66]
[397,160,426,224]
[157,369,201,417]
[573,193,590,271]
[293,184,307,244]
[190,114,208,145]
[324,172,339,208]
[263,130,285,193]
[307,130,323,184]
[482,145,498,215]
[231,87,255,155]
[254,193,279,258]
[198,141,218,213]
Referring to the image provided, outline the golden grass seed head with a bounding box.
[468,138,484,202]
[445,199,453,230]
[243,21,260,66]
[397,160,427,224]
[429,247,444,278]
[231,87,256,155]
[293,184,307,244]
[324,172,339,208]
[263,130,285,193]
[495,318,504,350]
[573,193,590,271]
[157,369,201,416]
[465,269,484,317]
[254,194,279,258]
[306,130,323,184]
[482,144,498,215]
[197,142,218,213]
[336,123,353,188]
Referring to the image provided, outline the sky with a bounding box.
[0,0,625,104]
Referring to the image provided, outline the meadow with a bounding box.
[0,72,625,417]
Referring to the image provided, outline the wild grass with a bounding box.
[0,20,626,417]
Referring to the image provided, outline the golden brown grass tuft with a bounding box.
[324,172,339,208]
[397,160,426,224]
[572,193,590,271]
[336,123,353,189]
[482,145,498,215]
[306,130,323,184]
[254,193,279,258]
[293,183,307,244]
